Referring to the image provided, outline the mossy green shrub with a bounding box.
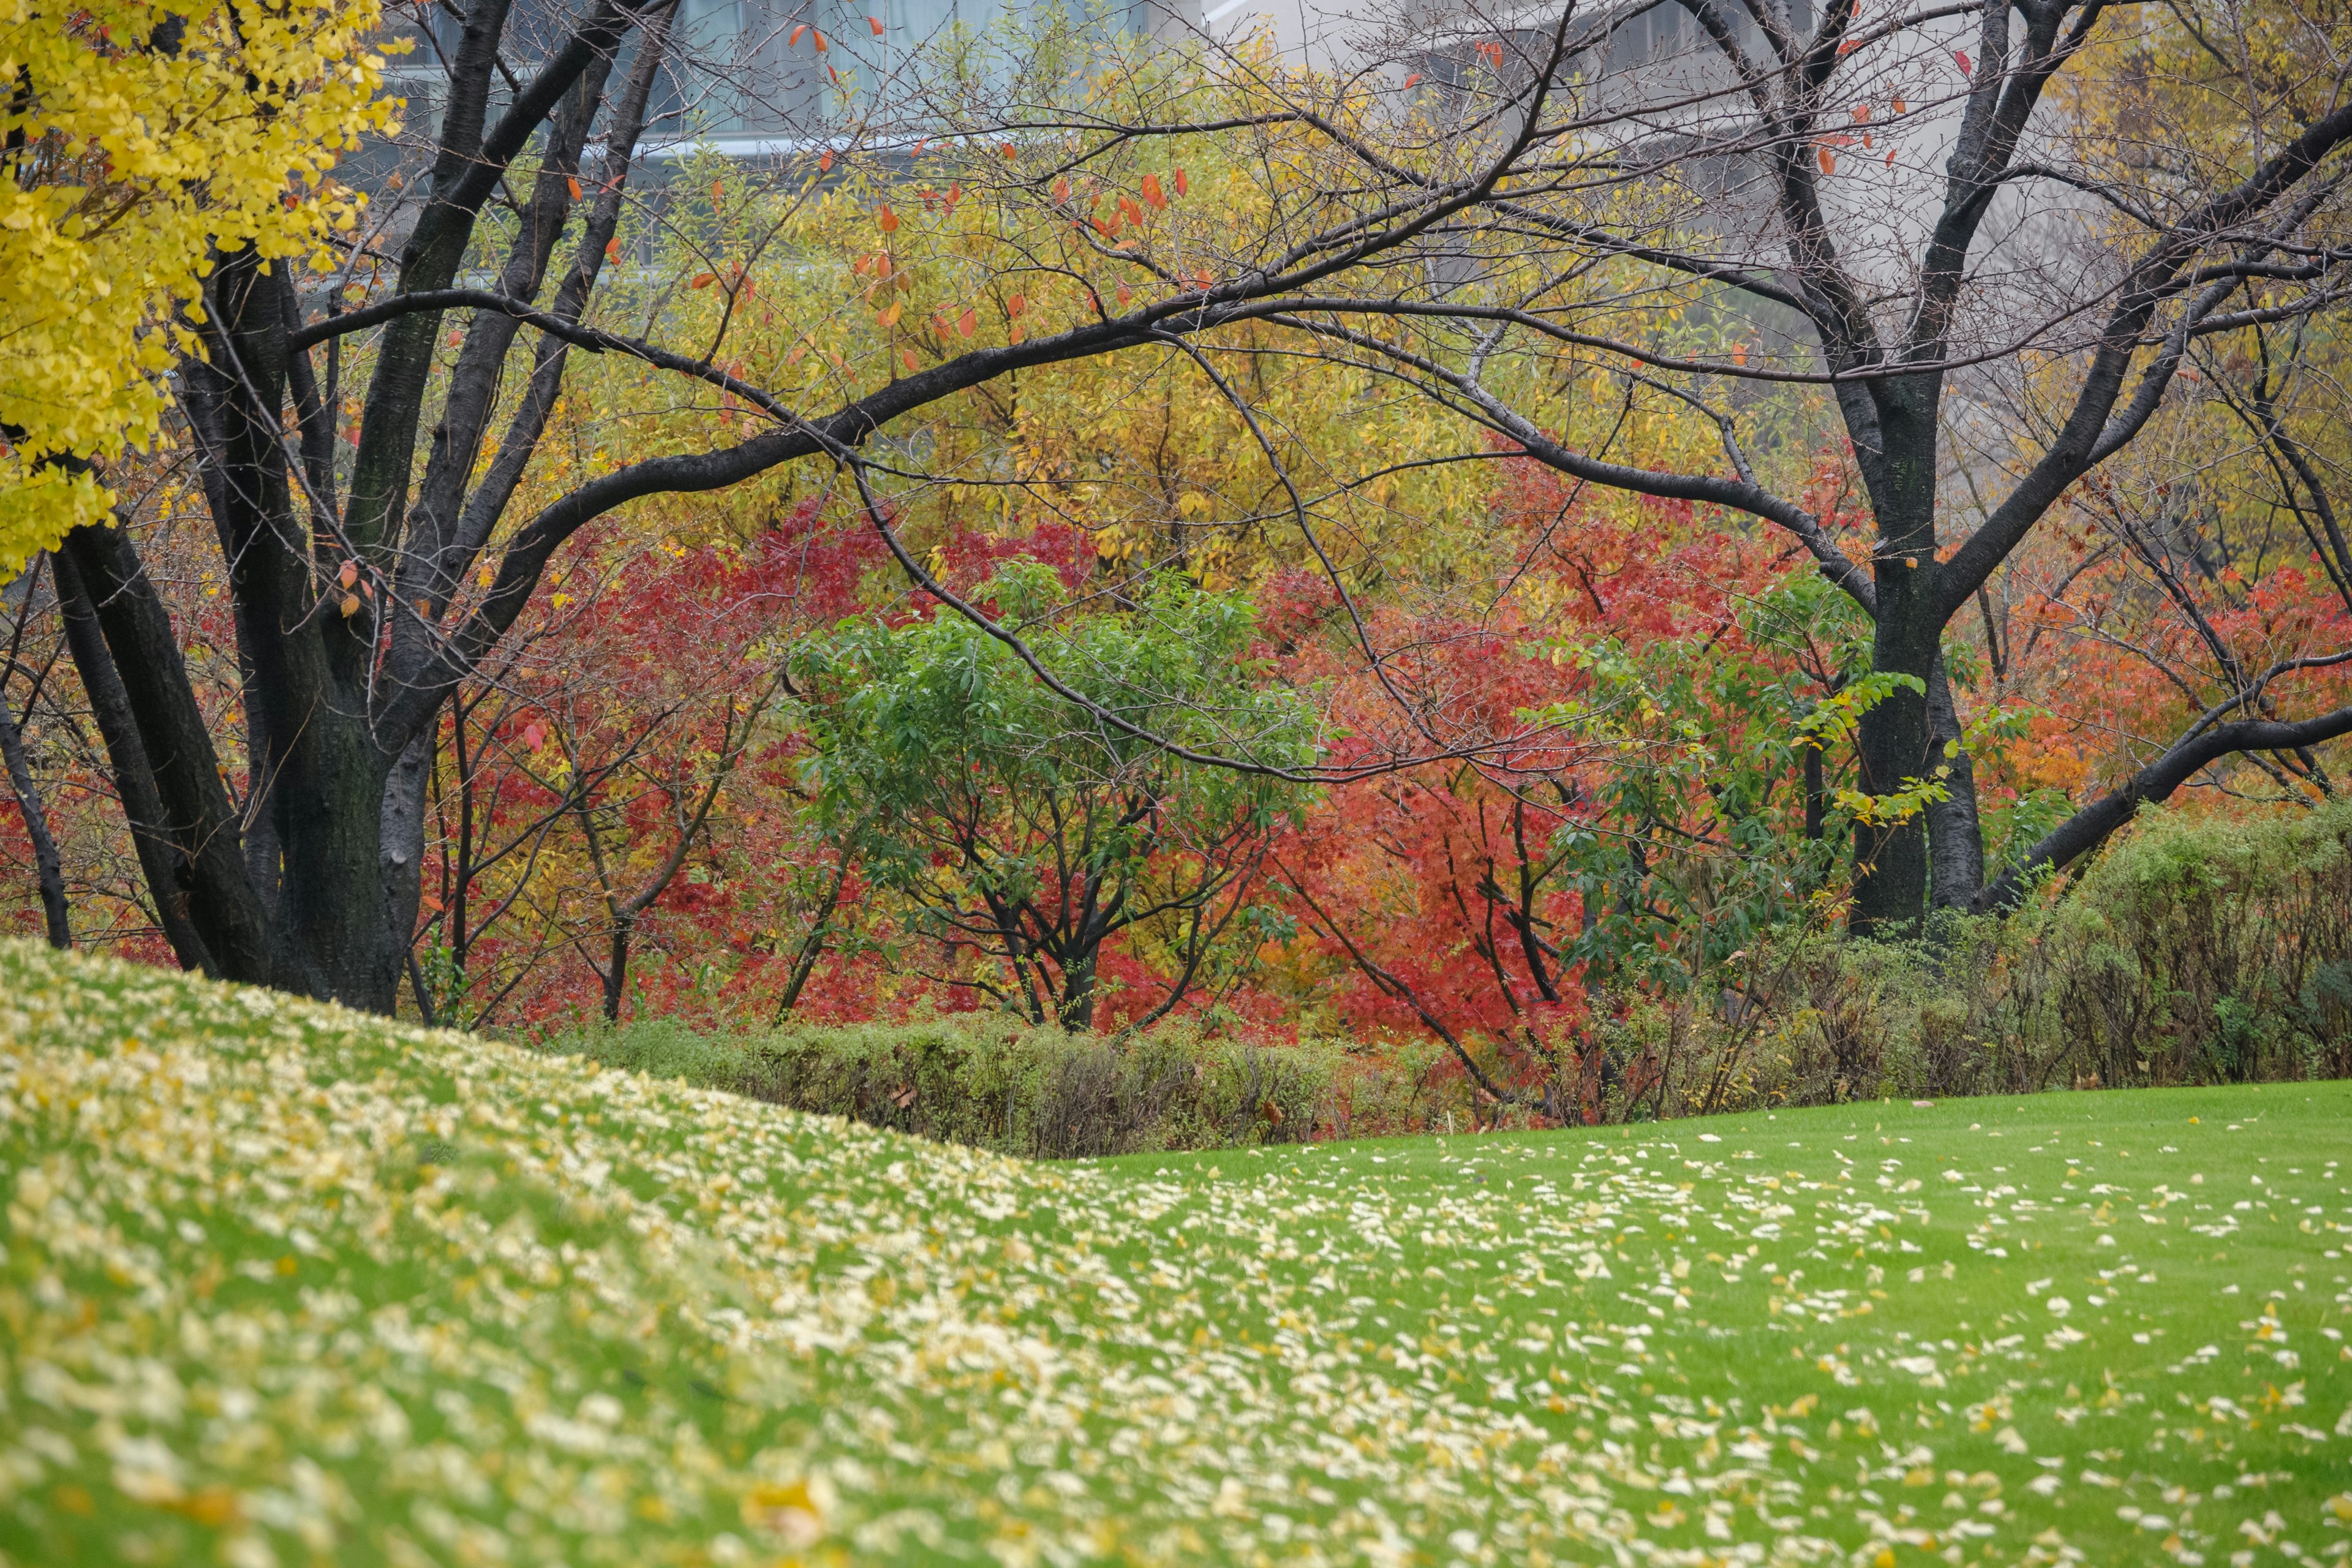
[539,1016,1444,1157]
[1588,800,2352,1119]
[2041,794,2352,1084]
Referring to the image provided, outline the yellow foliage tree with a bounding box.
[0,0,394,570]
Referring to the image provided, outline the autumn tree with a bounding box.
[0,0,391,568]
[408,516,866,1028]
[1249,0,2352,930]
[47,0,1752,1012]
[1934,0,2352,905]
[1,0,389,954]
[538,510,867,1025]
[1268,459,1901,1119]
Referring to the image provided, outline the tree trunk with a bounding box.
[603,911,633,1023]
[266,715,404,1006]
[1849,490,1940,929]
[53,529,264,976]
[1057,946,1099,1031]
[372,726,435,1007]
[1924,655,1985,911]
[772,850,853,1022]
[1850,693,1931,934]
[1801,741,1826,842]
[0,673,70,948]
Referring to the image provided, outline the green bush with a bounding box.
[1605,797,2352,1118]
[2042,797,2352,1085]
[538,1014,1445,1158]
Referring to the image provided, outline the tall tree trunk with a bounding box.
[374,725,435,1006]
[1850,674,1931,938]
[1057,946,1100,1031]
[203,243,413,1011]
[601,914,633,1023]
[1924,655,1986,911]
[1801,741,1826,842]
[269,715,405,1006]
[0,669,70,949]
[56,522,276,978]
[51,546,219,973]
[772,850,853,1022]
[1849,387,1943,935]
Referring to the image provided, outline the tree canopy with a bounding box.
[798,565,1317,1028]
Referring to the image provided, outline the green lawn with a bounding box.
[1,940,2348,1568]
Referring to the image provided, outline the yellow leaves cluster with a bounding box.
[0,0,396,573]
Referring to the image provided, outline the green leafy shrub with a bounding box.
[1570,799,2352,1119]
[2043,797,2352,1084]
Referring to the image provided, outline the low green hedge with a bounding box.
[539,1015,1442,1158]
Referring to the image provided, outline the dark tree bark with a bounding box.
[56,520,276,977]
[1925,657,1985,911]
[51,546,217,972]
[1801,739,1826,843]
[0,588,70,948]
[1977,702,2352,912]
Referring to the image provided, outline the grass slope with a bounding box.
[2,941,2349,1568]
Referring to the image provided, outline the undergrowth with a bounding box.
[543,802,2352,1150]
[1600,798,2352,1123]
